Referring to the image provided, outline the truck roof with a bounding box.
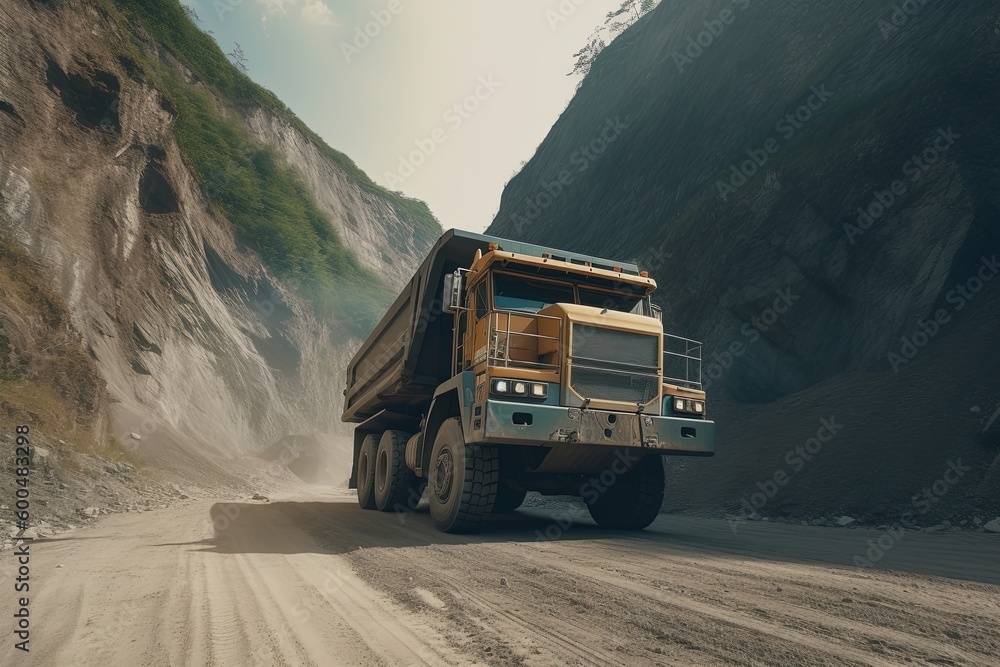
[341,229,645,423]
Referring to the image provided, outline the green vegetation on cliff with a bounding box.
[94,0,439,334]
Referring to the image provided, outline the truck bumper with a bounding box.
[482,400,714,456]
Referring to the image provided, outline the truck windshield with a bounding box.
[578,287,646,314]
[494,274,575,312]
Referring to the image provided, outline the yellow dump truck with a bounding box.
[342,230,714,532]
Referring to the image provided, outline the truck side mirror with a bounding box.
[651,303,663,322]
[442,271,463,314]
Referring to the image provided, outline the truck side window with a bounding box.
[474,281,488,320]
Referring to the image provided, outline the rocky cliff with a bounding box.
[0,0,438,488]
[489,0,1000,523]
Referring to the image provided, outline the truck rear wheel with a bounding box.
[584,453,664,530]
[374,430,420,512]
[429,417,498,533]
[356,433,379,510]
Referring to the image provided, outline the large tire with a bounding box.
[428,417,498,533]
[356,433,379,510]
[584,453,664,530]
[493,483,527,513]
[374,430,421,512]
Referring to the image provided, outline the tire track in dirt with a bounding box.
[343,502,1000,666]
[579,539,1000,663]
[3,491,999,666]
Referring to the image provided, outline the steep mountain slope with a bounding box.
[0,0,438,490]
[489,0,1000,522]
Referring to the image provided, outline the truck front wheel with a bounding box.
[584,453,664,530]
[356,433,379,510]
[374,430,421,512]
[429,417,498,533]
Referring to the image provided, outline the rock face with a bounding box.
[490,0,999,403]
[488,0,1000,522]
[0,1,437,485]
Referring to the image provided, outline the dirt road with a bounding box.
[1,488,998,666]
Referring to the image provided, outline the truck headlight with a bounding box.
[672,397,706,416]
[491,379,548,399]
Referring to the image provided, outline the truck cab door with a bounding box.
[454,309,468,375]
[465,277,490,372]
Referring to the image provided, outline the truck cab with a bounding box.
[342,231,713,533]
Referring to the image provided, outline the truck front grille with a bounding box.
[569,325,660,405]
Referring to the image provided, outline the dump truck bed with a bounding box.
[341,229,642,423]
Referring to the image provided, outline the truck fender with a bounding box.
[418,372,476,476]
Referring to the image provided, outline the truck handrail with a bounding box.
[488,309,562,370]
[663,333,703,389]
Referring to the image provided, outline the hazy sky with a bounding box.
[180,0,625,232]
